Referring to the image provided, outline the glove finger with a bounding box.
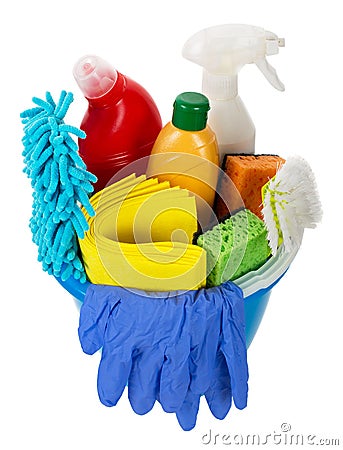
[176,391,201,431]
[97,348,132,407]
[189,326,221,393]
[159,298,193,413]
[128,348,165,415]
[221,300,248,410]
[188,297,220,394]
[78,286,120,355]
[205,350,232,419]
[160,343,190,412]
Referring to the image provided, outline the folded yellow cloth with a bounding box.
[79,174,206,291]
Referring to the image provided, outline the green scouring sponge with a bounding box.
[197,209,271,287]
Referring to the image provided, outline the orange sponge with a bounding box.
[215,154,285,220]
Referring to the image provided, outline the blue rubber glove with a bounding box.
[79,285,194,415]
[174,282,248,430]
[78,281,248,430]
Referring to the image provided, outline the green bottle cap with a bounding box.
[172,92,210,131]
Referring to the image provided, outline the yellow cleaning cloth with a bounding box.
[79,174,206,291]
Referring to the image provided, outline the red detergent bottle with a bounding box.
[73,55,162,192]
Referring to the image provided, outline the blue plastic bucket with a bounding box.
[235,246,298,347]
[56,245,298,348]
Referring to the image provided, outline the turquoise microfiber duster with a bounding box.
[20,91,97,283]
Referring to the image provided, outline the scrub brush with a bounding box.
[20,91,97,282]
[261,155,322,255]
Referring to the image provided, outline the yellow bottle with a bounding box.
[147,92,219,227]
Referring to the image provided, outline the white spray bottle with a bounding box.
[182,24,285,161]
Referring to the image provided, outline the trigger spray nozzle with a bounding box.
[182,24,286,98]
[182,24,286,156]
[261,30,285,91]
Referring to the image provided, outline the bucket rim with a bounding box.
[55,243,298,302]
[235,244,299,297]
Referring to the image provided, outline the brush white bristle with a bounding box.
[262,155,322,255]
[262,189,279,254]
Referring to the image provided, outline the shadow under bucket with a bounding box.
[56,245,298,348]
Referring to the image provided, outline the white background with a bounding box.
[1,0,342,448]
